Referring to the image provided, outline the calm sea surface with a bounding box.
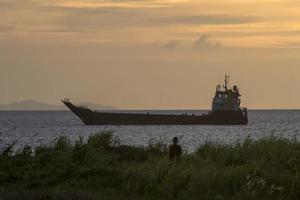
[0,110,300,152]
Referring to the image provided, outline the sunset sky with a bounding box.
[1,0,300,109]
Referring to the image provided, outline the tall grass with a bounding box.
[0,132,299,200]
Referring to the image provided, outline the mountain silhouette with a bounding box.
[0,100,116,111]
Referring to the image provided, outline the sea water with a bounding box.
[0,110,299,152]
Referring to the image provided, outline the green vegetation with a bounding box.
[0,132,300,200]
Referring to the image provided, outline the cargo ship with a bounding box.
[62,75,248,125]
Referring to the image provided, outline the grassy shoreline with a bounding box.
[0,132,299,200]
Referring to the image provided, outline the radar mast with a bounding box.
[224,74,230,91]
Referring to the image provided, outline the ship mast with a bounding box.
[224,74,229,91]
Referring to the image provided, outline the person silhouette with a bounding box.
[169,137,182,160]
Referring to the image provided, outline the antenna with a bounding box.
[218,74,222,85]
[224,74,230,91]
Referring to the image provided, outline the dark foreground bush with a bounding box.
[0,132,300,200]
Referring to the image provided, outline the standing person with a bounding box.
[169,137,182,160]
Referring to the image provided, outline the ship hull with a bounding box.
[62,101,248,125]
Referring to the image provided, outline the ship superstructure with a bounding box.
[212,75,242,112]
[62,75,248,125]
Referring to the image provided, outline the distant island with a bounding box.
[0,100,116,111]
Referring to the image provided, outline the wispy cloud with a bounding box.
[194,34,221,49]
[148,15,259,25]
[0,25,15,33]
[164,40,180,50]
[52,12,260,35]
[276,41,300,48]
[35,0,190,9]
[0,0,299,48]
